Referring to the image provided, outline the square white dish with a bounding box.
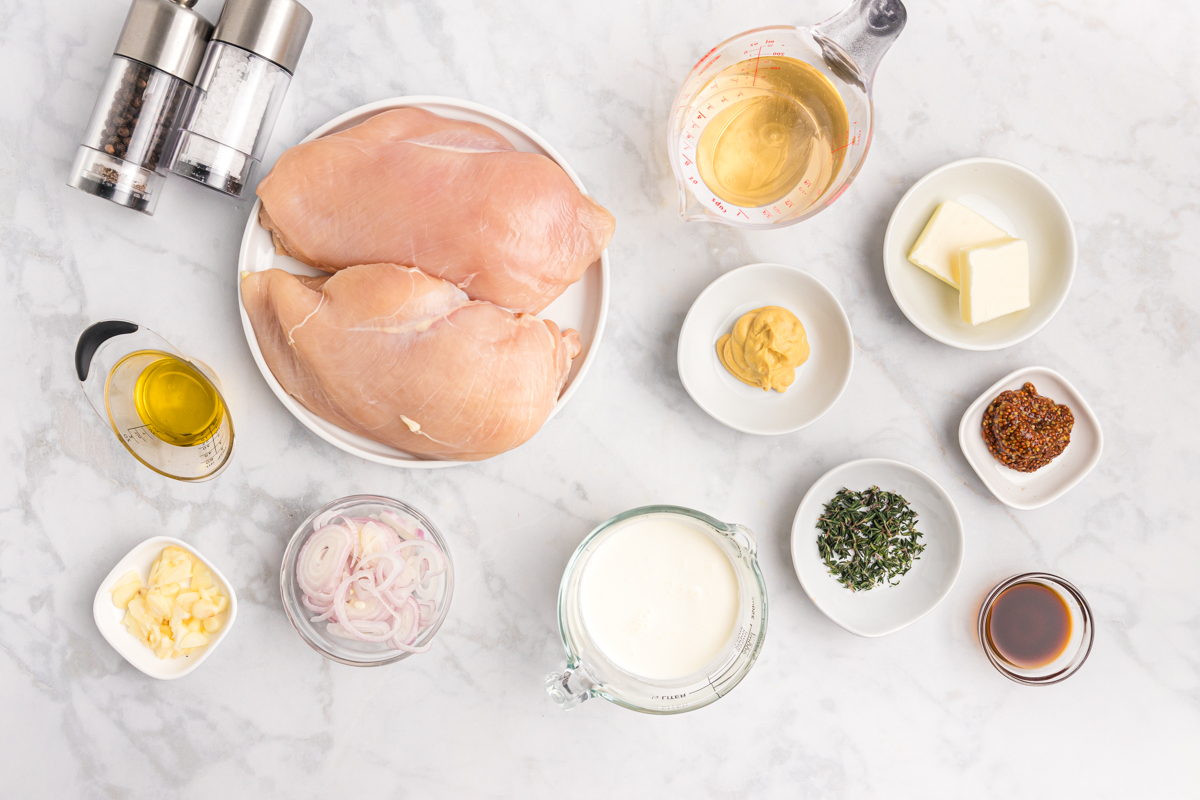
[790,458,965,638]
[958,366,1103,510]
[93,536,238,680]
[677,263,854,435]
[882,157,1076,351]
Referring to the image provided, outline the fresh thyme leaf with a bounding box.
[815,486,926,592]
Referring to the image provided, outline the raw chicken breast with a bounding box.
[256,108,615,314]
[241,263,582,461]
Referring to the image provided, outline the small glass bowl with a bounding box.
[280,495,454,666]
[977,572,1093,685]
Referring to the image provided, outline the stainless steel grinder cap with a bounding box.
[212,0,313,74]
[113,0,213,83]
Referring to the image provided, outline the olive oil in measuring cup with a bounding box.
[76,321,234,482]
[695,57,849,209]
[131,354,226,446]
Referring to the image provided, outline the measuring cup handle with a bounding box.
[75,320,139,381]
[545,666,596,710]
[812,0,907,84]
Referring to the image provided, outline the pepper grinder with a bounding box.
[168,0,312,198]
[67,0,213,215]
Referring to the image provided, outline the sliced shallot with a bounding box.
[296,510,447,654]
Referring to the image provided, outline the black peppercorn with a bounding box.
[89,59,186,170]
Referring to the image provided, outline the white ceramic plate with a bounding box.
[237,96,610,468]
[677,263,854,435]
[882,157,1076,351]
[790,458,965,638]
[958,366,1103,510]
[93,536,238,680]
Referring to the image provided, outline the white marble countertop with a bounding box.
[3,0,1198,796]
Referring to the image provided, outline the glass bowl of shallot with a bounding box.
[280,495,454,666]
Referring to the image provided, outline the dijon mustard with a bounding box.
[716,306,810,392]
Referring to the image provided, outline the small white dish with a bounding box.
[93,536,238,679]
[790,458,965,638]
[677,263,854,435]
[238,96,610,468]
[958,366,1103,510]
[882,157,1076,351]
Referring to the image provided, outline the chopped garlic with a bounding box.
[110,570,142,609]
[112,546,229,660]
[191,599,217,620]
[178,632,208,649]
[174,591,200,612]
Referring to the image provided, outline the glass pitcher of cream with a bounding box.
[668,0,907,228]
[546,506,768,714]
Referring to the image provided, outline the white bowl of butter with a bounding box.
[883,157,1076,350]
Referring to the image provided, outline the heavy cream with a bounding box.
[579,515,740,681]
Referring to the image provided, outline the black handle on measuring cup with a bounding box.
[75,320,139,381]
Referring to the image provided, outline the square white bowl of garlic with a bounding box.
[93,536,237,679]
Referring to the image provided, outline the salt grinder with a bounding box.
[168,0,312,197]
[67,0,213,215]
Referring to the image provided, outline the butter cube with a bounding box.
[908,201,1010,288]
[959,238,1030,325]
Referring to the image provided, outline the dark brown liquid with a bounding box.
[986,583,1072,669]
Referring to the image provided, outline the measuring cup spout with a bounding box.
[545,666,597,710]
[811,0,907,88]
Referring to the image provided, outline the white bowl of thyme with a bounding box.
[790,458,965,637]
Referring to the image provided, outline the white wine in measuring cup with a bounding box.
[695,57,849,210]
[75,320,234,482]
[669,0,907,228]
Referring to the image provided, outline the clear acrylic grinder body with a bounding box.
[67,0,212,215]
[169,0,312,197]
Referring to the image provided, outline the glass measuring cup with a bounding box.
[668,0,907,228]
[545,506,768,714]
[75,320,234,481]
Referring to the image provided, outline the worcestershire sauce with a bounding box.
[986,582,1071,669]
